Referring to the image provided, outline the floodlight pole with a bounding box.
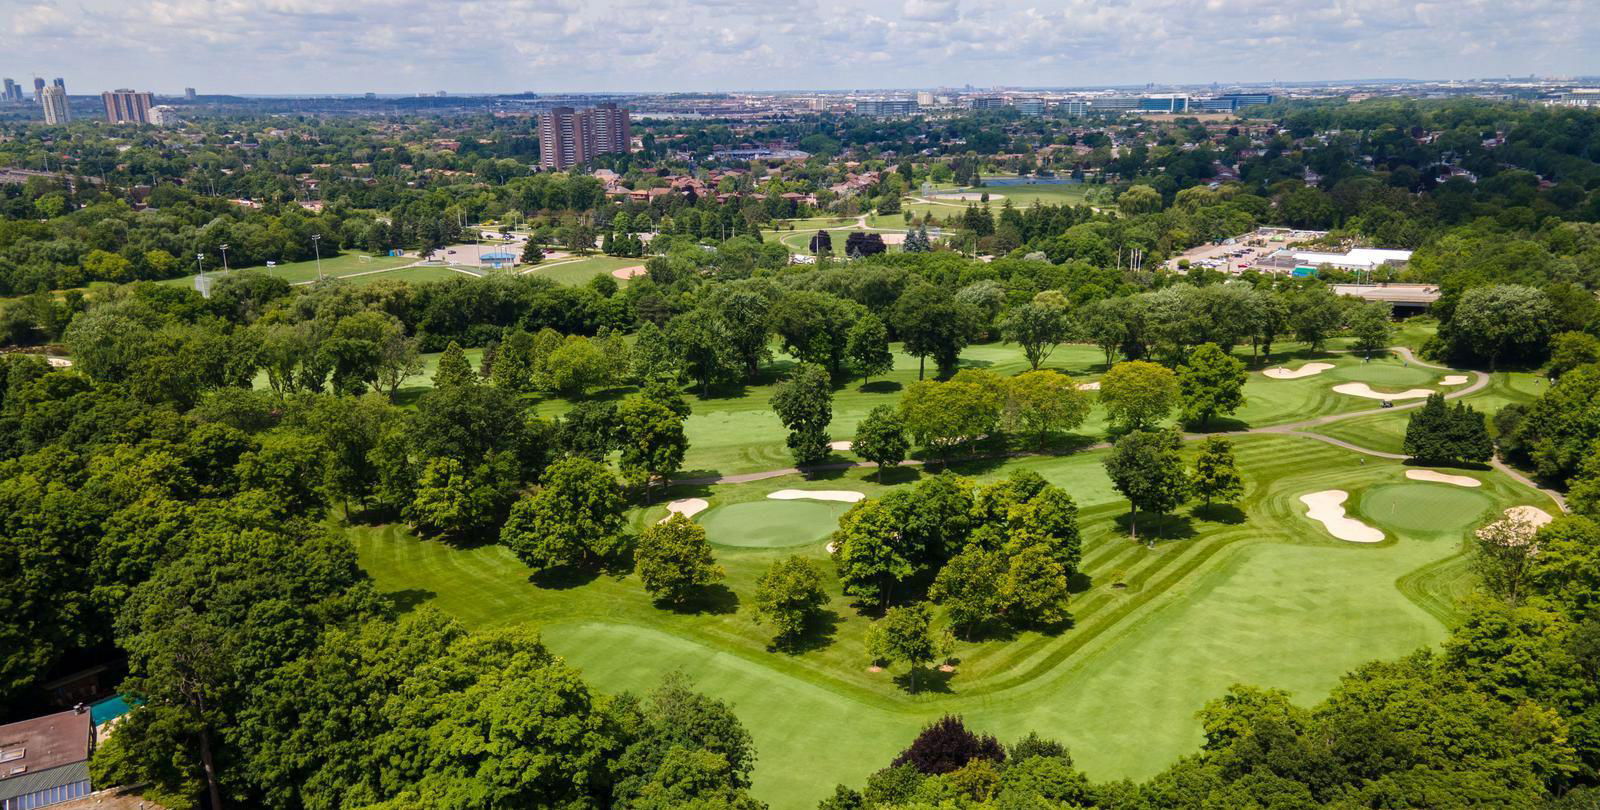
[311,234,323,279]
[219,243,230,273]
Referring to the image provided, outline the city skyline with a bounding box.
[0,0,1594,94]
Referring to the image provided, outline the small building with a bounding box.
[479,251,516,269]
[0,707,95,809]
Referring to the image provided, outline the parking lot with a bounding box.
[1169,228,1327,274]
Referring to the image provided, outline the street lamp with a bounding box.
[196,252,205,274]
[219,243,230,273]
[311,234,323,280]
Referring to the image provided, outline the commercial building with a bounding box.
[1139,94,1190,112]
[1291,248,1413,272]
[0,707,95,810]
[1060,100,1089,116]
[1091,96,1141,112]
[185,87,197,100]
[40,86,69,125]
[855,98,918,116]
[101,89,154,123]
[1012,97,1045,116]
[968,96,1006,109]
[32,78,44,104]
[537,103,631,170]
[915,91,935,107]
[51,78,64,92]
[2,79,20,103]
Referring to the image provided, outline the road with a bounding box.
[671,346,1567,511]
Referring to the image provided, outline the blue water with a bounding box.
[973,176,1077,187]
[90,695,132,725]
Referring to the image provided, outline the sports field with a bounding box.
[156,252,416,288]
[522,255,648,286]
[352,433,1549,807]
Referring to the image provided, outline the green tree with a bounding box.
[866,602,946,691]
[1002,298,1073,371]
[773,291,861,378]
[667,308,738,396]
[557,400,618,460]
[1103,429,1190,544]
[753,556,830,649]
[1177,343,1247,427]
[1348,301,1393,359]
[1117,184,1163,215]
[1286,286,1343,351]
[833,498,918,608]
[433,341,476,389]
[895,283,980,379]
[846,312,895,383]
[853,405,911,482]
[898,373,1005,461]
[1000,543,1072,627]
[1191,436,1244,510]
[1004,370,1092,448]
[1549,331,1600,379]
[1447,284,1554,369]
[615,396,688,500]
[631,320,681,384]
[929,546,1005,638]
[500,457,629,573]
[636,513,723,606]
[1099,360,1179,432]
[403,456,511,540]
[771,362,834,466]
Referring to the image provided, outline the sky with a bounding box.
[2,0,1597,95]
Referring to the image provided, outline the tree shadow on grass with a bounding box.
[1111,511,1198,542]
[1400,458,1492,472]
[857,380,903,395]
[868,465,924,486]
[894,666,956,694]
[658,583,740,616]
[1188,416,1251,434]
[769,609,842,654]
[673,468,724,482]
[384,588,437,614]
[1067,571,1093,594]
[1191,503,1247,524]
[529,566,602,590]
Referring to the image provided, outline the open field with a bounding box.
[352,432,1544,808]
[156,252,416,288]
[520,255,642,286]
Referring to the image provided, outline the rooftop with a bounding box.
[0,708,92,786]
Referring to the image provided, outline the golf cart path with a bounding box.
[671,346,1567,511]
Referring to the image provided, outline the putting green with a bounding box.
[697,500,850,548]
[1324,362,1437,388]
[1356,483,1493,535]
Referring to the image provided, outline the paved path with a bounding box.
[670,346,1568,511]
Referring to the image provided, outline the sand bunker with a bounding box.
[1299,490,1385,543]
[611,265,648,279]
[1406,469,1482,488]
[933,192,1004,201]
[46,357,73,368]
[1440,375,1469,385]
[826,540,839,554]
[828,440,854,451]
[878,233,906,245]
[769,489,866,503]
[659,498,708,522]
[1331,382,1435,400]
[1264,362,1334,379]
[1077,381,1101,391]
[1504,505,1555,528]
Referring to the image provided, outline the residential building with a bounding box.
[855,98,918,116]
[51,78,64,92]
[185,87,197,100]
[101,89,154,123]
[2,79,18,103]
[537,104,631,170]
[149,105,180,126]
[0,707,95,810]
[915,91,935,106]
[41,86,69,125]
[32,78,45,104]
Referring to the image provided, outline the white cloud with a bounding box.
[902,0,958,22]
[0,0,1593,92]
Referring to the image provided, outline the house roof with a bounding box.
[0,709,92,799]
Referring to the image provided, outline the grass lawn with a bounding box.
[351,433,1546,807]
[521,255,642,286]
[1306,369,1545,455]
[157,252,415,288]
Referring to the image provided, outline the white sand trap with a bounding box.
[826,540,839,554]
[878,233,906,245]
[611,265,648,280]
[46,357,73,368]
[1406,469,1482,488]
[1299,490,1385,543]
[1504,505,1555,528]
[1440,375,1469,385]
[1264,362,1334,379]
[658,498,708,523]
[934,192,1004,201]
[768,489,866,503]
[1077,381,1101,391]
[828,440,854,451]
[1331,382,1435,400]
